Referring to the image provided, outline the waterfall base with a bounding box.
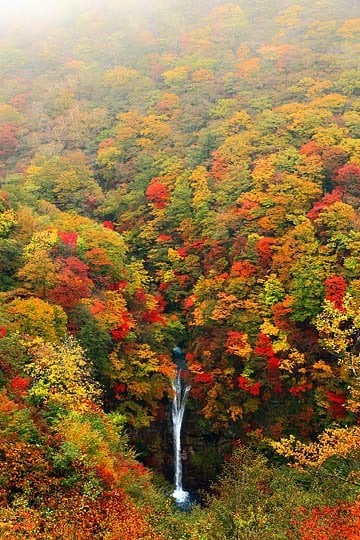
[172,488,189,503]
[171,488,196,512]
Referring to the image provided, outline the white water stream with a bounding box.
[171,369,191,503]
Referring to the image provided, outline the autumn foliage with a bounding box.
[0,0,359,537]
[291,500,360,540]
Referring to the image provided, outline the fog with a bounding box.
[0,0,95,25]
[0,0,162,34]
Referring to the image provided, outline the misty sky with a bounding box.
[0,0,157,30]
[0,0,90,22]
[0,0,119,30]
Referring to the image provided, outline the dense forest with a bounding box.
[0,0,359,538]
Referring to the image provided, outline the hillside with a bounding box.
[0,1,359,538]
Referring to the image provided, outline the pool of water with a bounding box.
[172,488,198,512]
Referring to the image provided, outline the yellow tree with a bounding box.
[25,336,101,410]
[6,297,67,343]
[315,294,360,413]
[17,230,58,298]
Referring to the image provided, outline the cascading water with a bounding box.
[171,369,191,504]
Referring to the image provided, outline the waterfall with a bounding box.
[171,369,191,503]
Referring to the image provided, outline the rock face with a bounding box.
[181,421,233,491]
[132,345,233,492]
[172,346,187,370]
[133,398,233,494]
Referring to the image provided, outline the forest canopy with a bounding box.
[0,0,359,538]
